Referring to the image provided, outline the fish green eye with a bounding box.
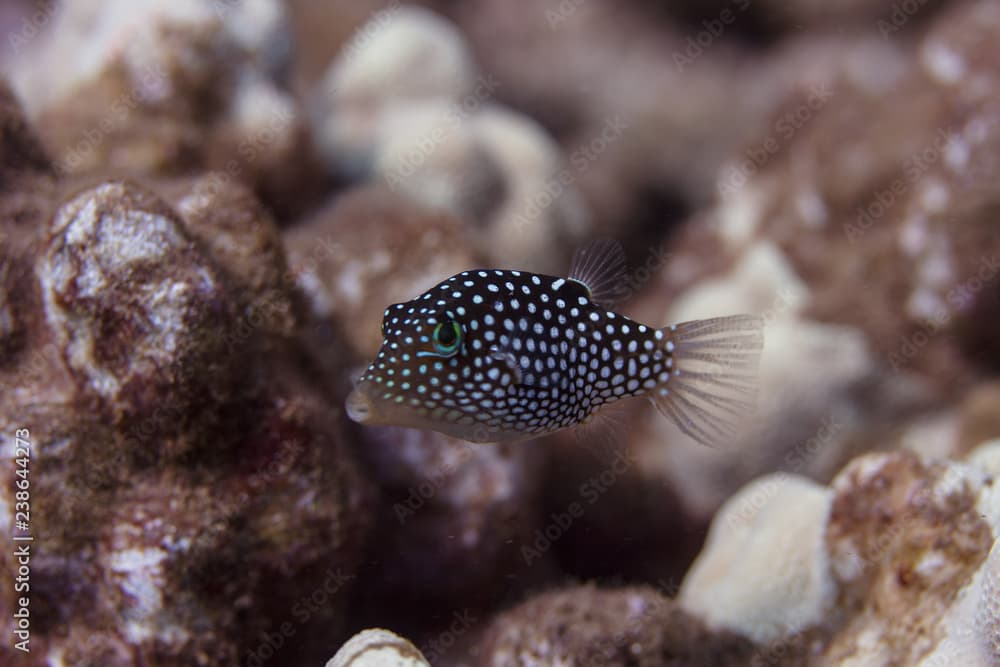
[432,319,462,355]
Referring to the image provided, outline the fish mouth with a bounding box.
[346,386,375,424]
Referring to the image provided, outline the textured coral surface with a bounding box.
[1,1,999,666]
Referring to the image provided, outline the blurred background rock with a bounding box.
[1,0,999,665]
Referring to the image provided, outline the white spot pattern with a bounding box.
[357,270,675,436]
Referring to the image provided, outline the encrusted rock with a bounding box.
[0,386,371,666]
[285,186,477,359]
[822,450,994,665]
[2,170,372,666]
[350,424,546,614]
[477,585,755,667]
[696,0,1000,388]
[5,0,321,217]
[668,444,1000,666]
[310,7,591,273]
[171,174,299,340]
[0,80,57,365]
[38,181,242,425]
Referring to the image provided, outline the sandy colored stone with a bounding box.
[310,5,477,177]
[372,99,507,228]
[310,8,591,274]
[327,628,430,667]
[469,107,591,273]
[966,439,1000,478]
[680,474,835,644]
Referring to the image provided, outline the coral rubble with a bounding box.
[1,1,999,665]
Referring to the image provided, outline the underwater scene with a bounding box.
[1,0,999,665]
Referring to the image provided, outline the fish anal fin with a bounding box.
[568,238,630,309]
[575,402,630,465]
[651,314,764,449]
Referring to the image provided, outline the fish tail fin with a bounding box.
[651,314,764,447]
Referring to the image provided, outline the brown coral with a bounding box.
[477,585,756,667]
[5,1,1000,665]
[1,173,372,665]
[38,181,243,426]
[823,450,993,664]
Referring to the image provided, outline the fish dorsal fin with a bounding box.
[568,238,630,309]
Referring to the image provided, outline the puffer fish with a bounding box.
[346,241,763,445]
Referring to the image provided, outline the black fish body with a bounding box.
[346,241,763,445]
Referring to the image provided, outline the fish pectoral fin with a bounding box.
[488,344,525,385]
[568,237,630,310]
